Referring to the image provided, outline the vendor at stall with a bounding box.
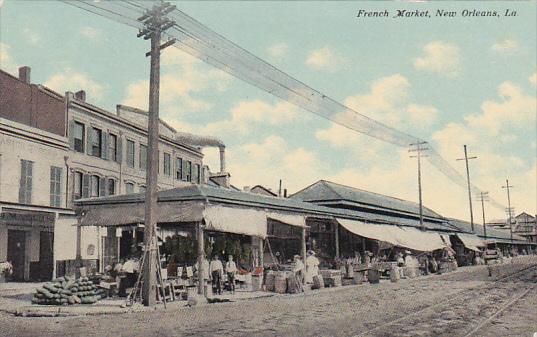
[305,250,320,284]
[209,255,224,295]
[292,255,305,284]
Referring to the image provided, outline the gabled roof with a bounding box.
[290,180,442,219]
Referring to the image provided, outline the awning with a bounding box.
[203,205,267,238]
[79,201,204,227]
[267,212,307,228]
[336,218,447,252]
[457,233,486,251]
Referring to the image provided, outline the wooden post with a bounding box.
[197,222,205,295]
[334,221,340,259]
[301,227,307,263]
[259,238,264,267]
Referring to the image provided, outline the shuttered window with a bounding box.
[125,182,135,194]
[126,140,135,168]
[91,127,102,157]
[73,122,85,153]
[185,161,192,182]
[193,164,200,184]
[109,134,117,162]
[163,153,171,176]
[107,179,116,196]
[175,157,183,180]
[90,175,100,197]
[19,160,33,204]
[50,166,62,207]
[74,171,83,200]
[139,144,147,171]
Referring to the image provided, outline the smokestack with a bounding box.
[75,90,86,101]
[278,179,282,197]
[284,189,288,198]
[18,66,31,84]
[219,146,226,173]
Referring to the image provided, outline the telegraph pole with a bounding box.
[456,145,477,232]
[502,179,514,245]
[409,141,429,230]
[477,192,489,242]
[137,1,176,307]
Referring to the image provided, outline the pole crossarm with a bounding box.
[502,179,515,244]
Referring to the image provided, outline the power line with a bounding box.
[61,0,509,212]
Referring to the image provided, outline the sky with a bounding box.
[0,1,535,221]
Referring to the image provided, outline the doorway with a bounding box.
[7,230,26,281]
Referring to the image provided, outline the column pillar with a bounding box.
[197,222,205,295]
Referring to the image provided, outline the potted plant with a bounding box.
[0,261,13,283]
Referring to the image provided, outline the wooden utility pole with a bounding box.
[196,222,205,295]
[409,141,429,230]
[456,145,477,232]
[137,1,176,307]
[502,179,515,244]
[478,191,489,242]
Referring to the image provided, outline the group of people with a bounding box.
[196,254,238,295]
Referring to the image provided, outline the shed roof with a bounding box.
[290,180,442,219]
[448,218,527,242]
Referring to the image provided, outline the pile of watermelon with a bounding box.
[32,276,106,305]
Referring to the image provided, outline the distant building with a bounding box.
[514,212,537,243]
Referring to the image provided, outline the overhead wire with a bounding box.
[61,0,507,211]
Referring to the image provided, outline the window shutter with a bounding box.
[86,126,93,155]
[82,174,90,198]
[50,168,55,206]
[99,177,106,197]
[101,132,108,160]
[27,162,33,203]
[68,120,75,150]
[182,160,187,180]
[19,161,26,203]
[116,136,123,164]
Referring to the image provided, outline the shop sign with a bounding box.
[0,209,55,227]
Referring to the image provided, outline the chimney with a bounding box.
[219,145,226,173]
[18,66,31,84]
[284,189,288,198]
[75,90,86,101]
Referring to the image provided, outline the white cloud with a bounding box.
[491,39,519,53]
[222,135,327,192]
[530,73,537,87]
[122,48,232,114]
[22,28,40,46]
[0,0,5,8]
[204,99,300,135]
[413,41,461,77]
[266,43,288,60]
[44,70,105,102]
[80,26,102,40]
[306,47,348,73]
[0,43,17,75]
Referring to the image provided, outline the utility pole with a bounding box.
[456,145,477,232]
[477,191,489,242]
[502,179,514,245]
[409,141,429,230]
[137,1,176,307]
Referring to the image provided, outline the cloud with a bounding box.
[530,73,537,87]
[203,99,300,135]
[266,43,288,60]
[22,28,41,46]
[0,43,17,75]
[122,48,232,114]
[80,26,102,40]
[216,135,327,192]
[491,39,519,53]
[306,47,348,73]
[44,69,105,102]
[413,41,461,77]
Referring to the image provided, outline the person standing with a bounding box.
[209,255,224,295]
[225,255,237,294]
[305,250,320,284]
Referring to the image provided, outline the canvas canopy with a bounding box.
[203,205,267,238]
[336,218,447,252]
[457,233,486,252]
[267,212,307,228]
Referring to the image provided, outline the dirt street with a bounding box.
[1,260,536,337]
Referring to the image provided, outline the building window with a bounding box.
[91,127,102,157]
[73,122,85,153]
[163,153,171,176]
[139,144,147,171]
[19,160,33,204]
[90,175,100,197]
[193,164,200,184]
[125,182,134,194]
[74,171,83,200]
[50,166,62,207]
[109,134,117,162]
[107,179,116,196]
[139,185,146,193]
[185,161,192,182]
[175,157,183,180]
[126,140,135,168]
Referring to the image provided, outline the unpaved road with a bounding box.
[1,259,536,337]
